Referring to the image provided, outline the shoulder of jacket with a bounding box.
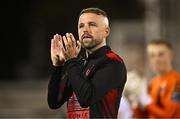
[105,51,124,63]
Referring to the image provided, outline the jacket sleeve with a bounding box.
[64,58,127,108]
[47,65,73,109]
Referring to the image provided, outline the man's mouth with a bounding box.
[82,34,93,40]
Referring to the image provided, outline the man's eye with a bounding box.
[79,24,84,28]
[159,52,164,57]
[90,23,96,26]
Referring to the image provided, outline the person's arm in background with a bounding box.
[145,79,180,118]
[47,34,73,109]
[138,79,180,118]
[145,102,179,118]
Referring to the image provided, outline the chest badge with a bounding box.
[85,65,95,77]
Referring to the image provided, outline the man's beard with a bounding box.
[80,33,101,50]
[80,38,97,49]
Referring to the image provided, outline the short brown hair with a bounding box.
[79,8,107,17]
[148,39,173,50]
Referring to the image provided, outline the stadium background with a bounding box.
[0,0,180,118]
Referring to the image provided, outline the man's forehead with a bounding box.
[147,45,170,53]
[79,13,104,23]
[78,13,109,27]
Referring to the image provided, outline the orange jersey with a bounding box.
[134,70,180,118]
[146,70,180,118]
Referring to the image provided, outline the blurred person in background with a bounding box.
[47,8,127,118]
[118,96,133,119]
[118,70,147,119]
[134,39,180,118]
[172,79,180,102]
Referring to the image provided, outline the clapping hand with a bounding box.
[50,33,81,66]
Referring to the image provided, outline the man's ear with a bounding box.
[105,26,110,37]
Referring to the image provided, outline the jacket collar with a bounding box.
[87,46,111,59]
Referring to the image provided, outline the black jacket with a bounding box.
[48,46,127,118]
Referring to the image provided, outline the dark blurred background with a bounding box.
[0,0,145,79]
[0,0,179,118]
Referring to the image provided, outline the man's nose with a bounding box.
[83,25,91,33]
